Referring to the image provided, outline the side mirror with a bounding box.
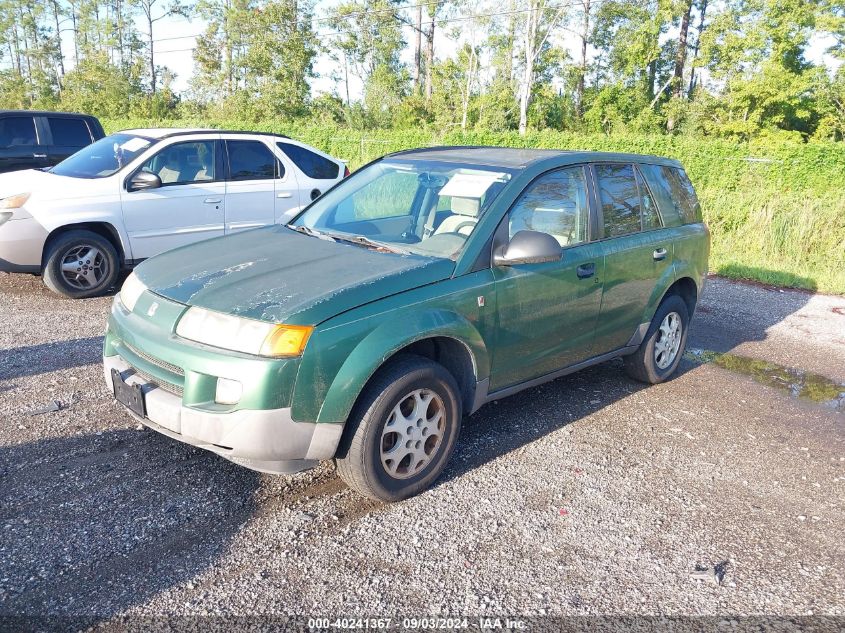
[128,171,162,192]
[493,230,561,266]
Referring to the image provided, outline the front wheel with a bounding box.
[42,230,120,299]
[624,294,690,384]
[335,355,462,502]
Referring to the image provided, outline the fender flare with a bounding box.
[315,308,490,425]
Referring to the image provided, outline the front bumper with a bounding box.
[0,215,47,272]
[103,355,343,475]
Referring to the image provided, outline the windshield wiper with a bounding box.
[286,224,331,239]
[323,232,408,254]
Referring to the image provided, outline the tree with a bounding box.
[133,0,186,93]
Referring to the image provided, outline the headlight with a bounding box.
[119,272,147,312]
[175,306,313,357]
[0,193,30,209]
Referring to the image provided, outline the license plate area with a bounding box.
[112,368,147,418]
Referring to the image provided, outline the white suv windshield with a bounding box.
[292,159,513,259]
[51,133,153,179]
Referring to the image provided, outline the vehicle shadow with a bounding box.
[0,336,104,381]
[439,272,816,486]
[0,428,260,624]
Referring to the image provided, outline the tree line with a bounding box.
[1,0,844,140]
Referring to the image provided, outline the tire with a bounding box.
[335,355,463,502]
[42,230,120,299]
[623,294,690,384]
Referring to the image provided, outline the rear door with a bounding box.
[0,115,45,173]
[489,165,605,391]
[120,137,226,259]
[223,138,277,233]
[44,116,95,164]
[591,163,672,353]
[276,141,343,216]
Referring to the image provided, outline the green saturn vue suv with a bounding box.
[103,146,709,501]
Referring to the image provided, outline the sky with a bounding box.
[62,0,844,101]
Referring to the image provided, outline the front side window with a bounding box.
[278,142,339,179]
[508,166,590,247]
[140,141,216,185]
[48,118,92,147]
[227,140,277,181]
[596,164,642,238]
[51,133,152,179]
[293,159,513,259]
[0,117,37,147]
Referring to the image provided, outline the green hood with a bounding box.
[133,226,455,326]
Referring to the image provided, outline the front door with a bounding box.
[223,139,277,233]
[591,163,673,353]
[490,166,604,391]
[121,138,226,259]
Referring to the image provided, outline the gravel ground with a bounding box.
[0,272,843,625]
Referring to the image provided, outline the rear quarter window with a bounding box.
[641,164,702,226]
[277,142,340,179]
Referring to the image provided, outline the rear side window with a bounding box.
[226,140,277,181]
[595,164,641,238]
[48,117,92,146]
[636,166,662,230]
[641,164,702,225]
[0,116,37,146]
[277,142,339,179]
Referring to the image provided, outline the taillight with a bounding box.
[343,165,350,178]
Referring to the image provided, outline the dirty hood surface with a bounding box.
[134,225,455,325]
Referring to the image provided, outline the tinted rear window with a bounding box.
[641,164,702,225]
[278,142,339,179]
[0,116,37,146]
[227,140,277,181]
[48,117,92,146]
[595,163,642,238]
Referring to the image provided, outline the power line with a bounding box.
[155,0,603,53]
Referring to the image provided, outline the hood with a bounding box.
[134,225,455,325]
[0,169,112,202]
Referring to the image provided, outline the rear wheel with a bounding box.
[42,230,120,299]
[624,294,689,384]
[335,355,462,502]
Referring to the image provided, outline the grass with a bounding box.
[103,120,845,295]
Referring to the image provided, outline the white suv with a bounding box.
[0,128,348,298]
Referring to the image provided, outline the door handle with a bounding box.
[576,262,596,279]
[653,247,668,261]
[33,153,47,158]
[204,197,223,204]
[277,192,292,199]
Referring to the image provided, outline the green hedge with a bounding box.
[103,119,845,294]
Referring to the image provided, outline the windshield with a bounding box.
[50,133,154,179]
[292,159,513,259]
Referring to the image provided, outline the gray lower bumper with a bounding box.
[103,355,343,475]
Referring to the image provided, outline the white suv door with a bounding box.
[223,138,278,233]
[275,141,345,222]
[120,137,225,259]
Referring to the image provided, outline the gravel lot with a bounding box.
[0,272,843,625]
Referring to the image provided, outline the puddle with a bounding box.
[684,348,845,412]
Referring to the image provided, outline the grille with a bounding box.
[118,342,184,397]
[123,342,184,376]
[130,365,183,397]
